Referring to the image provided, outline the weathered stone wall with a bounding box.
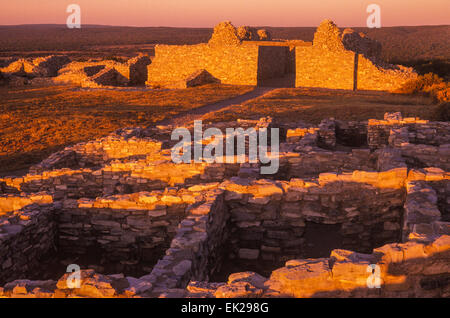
[278,149,378,179]
[357,55,417,91]
[403,179,450,242]
[221,173,405,265]
[0,202,56,285]
[147,43,260,87]
[295,46,355,90]
[0,112,449,298]
[368,117,450,149]
[58,191,193,275]
[54,60,130,86]
[143,185,228,291]
[407,168,450,223]
[185,235,450,298]
[30,135,162,173]
[399,143,450,171]
[0,168,449,297]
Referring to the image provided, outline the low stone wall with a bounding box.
[30,133,162,173]
[143,185,228,292]
[58,190,198,275]
[403,179,450,242]
[221,173,405,266]
[2,235,448,298]
[368,117,450,149]
[0,112,449,298]
[185,235,450,298]
[3,158,239,200]
[278,149,378,179]
[399,143,450,171]
[0,203,56,285]
[0,168,449,297]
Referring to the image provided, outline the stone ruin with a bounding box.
[147,19,417,90]
[0,112,449,298]
[0,54,152,89]
[1,19,418,91]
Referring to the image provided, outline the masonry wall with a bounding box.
[58,193,190,275]
[147,43,260,87]
[295,46,355,90]
[357,55,417,91]
[0,204,56,285]
[294,47,416,91]
[222,176,405,265]
[368,118,450,149]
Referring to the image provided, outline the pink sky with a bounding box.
[0,0,449,27]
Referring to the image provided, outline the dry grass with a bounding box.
[0,84,254,173]
[202,87,438,124]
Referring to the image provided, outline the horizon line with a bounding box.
[0,23,449,28]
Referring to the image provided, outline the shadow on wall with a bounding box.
[353,54,359,91]
[257,46,296,88]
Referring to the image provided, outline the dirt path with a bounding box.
[156,87,276,127]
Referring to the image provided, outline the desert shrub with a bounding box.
[424,82,450,103]
[396,73,449,103]
[434,102,450,121]
[397,73,442,94]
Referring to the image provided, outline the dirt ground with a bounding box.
[202,87,438,124]
[0,84,253,174]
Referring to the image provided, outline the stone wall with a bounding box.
[147,43,260,87]
[357,55,417,91]
[142,185,228,291]
[184,235,450,298]
[278,149,378,179]
[294,19,416,91]
[295,46,355,90]
[368,117,450,149]
[58,191,196,275]
[30,134,162,173]
[0,113,449,298]
[221,172,405,265]
[0,203,56,285]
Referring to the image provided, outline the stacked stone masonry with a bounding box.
[147,19,417,90]
[0,113,449,298]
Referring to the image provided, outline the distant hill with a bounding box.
[266,25,450,62]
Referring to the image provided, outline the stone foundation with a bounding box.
[0,113,449,298]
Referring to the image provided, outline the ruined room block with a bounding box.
[128,54,152,86]
[83,65,106,77]
[208,21,242,46]
[31,55,71,77]
[84,67,129,87]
